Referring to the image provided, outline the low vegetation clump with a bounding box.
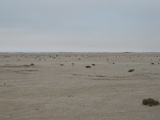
[30,63,34,66]
[128,69,134,72]
[92,64,95,66]
[142,98,159,106]
[60,64,64,66]
[86,66,91,68]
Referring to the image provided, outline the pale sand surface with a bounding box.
[0,52,160,120]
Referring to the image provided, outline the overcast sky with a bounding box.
[0,0,160,52]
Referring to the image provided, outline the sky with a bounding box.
[0,0,160,52]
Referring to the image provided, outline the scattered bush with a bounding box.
[142,98,159,106]
[92,64,95,66]
[151,63,154,65]
[60,64,64,66]
[128,69,134,72]
[86,66,91,68]
[30,63,34,66]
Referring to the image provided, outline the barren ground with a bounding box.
[0,52,160,120]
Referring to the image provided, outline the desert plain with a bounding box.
[0,52,160,120]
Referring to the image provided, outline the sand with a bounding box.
[0,52,160,120]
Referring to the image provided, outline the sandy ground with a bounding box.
[0,52,160,120]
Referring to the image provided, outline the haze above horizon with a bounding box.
[0,0,160,52]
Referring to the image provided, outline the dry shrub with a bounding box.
[86,66,91,68]
[30,63,34,66]
[142,98,159,106]
[128,69,134,72]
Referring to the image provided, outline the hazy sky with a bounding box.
[0,0,160,52]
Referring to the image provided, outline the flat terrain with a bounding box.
[0,52,160,120]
